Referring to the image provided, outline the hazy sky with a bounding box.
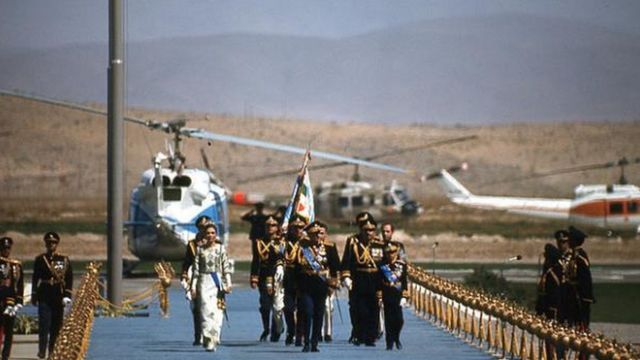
[2,0,640,49]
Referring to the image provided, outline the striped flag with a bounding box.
[282,151,315,231]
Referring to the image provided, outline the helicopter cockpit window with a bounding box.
[338,197,349,208]
[628,201,638,214]
[394,189,410,202]
[383,194,393,206]
[172,175,192,187]
[352,196,364,207]
[609,202,623,215]
[150,176,172,187]
[163,188,182,201]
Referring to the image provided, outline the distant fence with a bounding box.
[408,264,638,360]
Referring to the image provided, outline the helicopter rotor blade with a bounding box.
[479,157,640,187]
[236,135,477,184]
[184,128,409,174]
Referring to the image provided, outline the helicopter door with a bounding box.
[606,200,625,228]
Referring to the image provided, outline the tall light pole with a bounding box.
[107,0,124,306]
[431,242,439,275]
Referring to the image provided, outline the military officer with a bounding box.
[242,202,268,242]
[567,225,594,332]
[250,215,284,341]
[181,215,211,346]
[294,221,340,352]
[31,232,73,359]
[0,237,24,360]
[380,223,408,350]
[341,212,385,346]
[535,241,565,360]
[283,214,308,346]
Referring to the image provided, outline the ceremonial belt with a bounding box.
[304,269,329,277]
[41,278,64,286]
[356,268,378,273]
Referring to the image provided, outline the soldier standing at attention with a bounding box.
[341,212,385,346]
[250,215,283,341]
[0,237,24,360]
[294,221,340,353]
[567,226,594,360]
[181,215,211,346]
[535,240,564,360]
[283,214,308,346]
[380,223,408,350]
[31,232,73,359]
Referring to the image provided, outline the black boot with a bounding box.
[302,344,310,353]
[395,340,403,350]
[311,344,320,352]
[285,333,294,346]
[259,330,269,342]
[386,342,393,351]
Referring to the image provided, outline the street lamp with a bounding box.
[500,255,522,279]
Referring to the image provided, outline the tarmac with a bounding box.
[8,278,640,359]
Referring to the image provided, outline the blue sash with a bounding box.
[380,264,401,290]
[210,272,222,290]
[302,247,326,282]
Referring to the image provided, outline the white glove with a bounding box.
[14,303,22,315]
[274,265,284,283]
[3,306,14,317]
[342,277,353,291]
[62,297,72,307]
[185,290,193,301]
[180,279,190,291]
[400,298,408,308]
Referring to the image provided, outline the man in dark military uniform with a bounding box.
[341,212,385,346]
[294,221,340,352]
[282,214,308,346]
[181,215,211,346]
[567,226,594,360]
[250,215,284,341]
[31,232,73,359]
[0,236,24,360]
[380,223,409,350]
[535,240,565,360]
[242,202,268,242]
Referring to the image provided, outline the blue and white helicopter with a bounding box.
[1,89,412,261]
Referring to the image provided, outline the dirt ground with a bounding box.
[5,229,639,264]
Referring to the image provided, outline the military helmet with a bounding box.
[43,231,60,243]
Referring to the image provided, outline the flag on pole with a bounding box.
[282,151,314,231]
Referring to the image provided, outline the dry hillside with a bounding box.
[0,95,639,220]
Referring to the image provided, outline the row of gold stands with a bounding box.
[408,265,638,360]
[49,261,175,360]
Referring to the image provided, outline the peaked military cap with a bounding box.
[356,211,377,228]
[0,236,13,249]
[554,229,569,242]
[360,219,377,230]
[44,231,60,243]
[265,214,279,226]
[305,221,327,234]
[290,214,308,227]
[567,225,587,247]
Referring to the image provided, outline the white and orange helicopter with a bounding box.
[437,158,640,236]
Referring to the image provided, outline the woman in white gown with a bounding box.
[191,223,232,352]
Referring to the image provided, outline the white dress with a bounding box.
[193,242,232,351]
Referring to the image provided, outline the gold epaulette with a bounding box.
[577,254,590,267]
[323,240,336,248]
[0,256,22,266]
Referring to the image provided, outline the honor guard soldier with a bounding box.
[0,237,24,360]
[250,215,284,341]
[380,223,408,350]
[535,241,564,360]
[31,232,73,359]
[567,225,594,333]
[181,215,211,346]
[294,221,340,352]
[341,212,385,346]
[283,214,308,346]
